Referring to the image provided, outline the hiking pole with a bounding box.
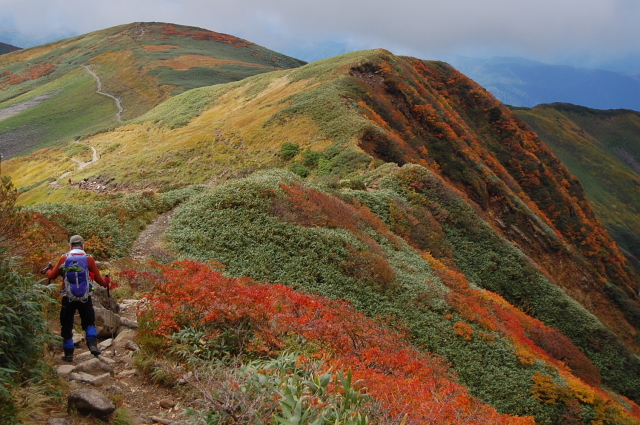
[105,273,116,356]
[40,262,52,285]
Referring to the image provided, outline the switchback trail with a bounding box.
[83,65,124,123]
[70,145,99,170]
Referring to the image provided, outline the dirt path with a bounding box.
[83,65,124,123]
[70,145,99,170]
[129,208,177,261]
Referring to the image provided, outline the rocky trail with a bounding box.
[42,213,188,424]
[129,208,177,262]
[43,297,191,425]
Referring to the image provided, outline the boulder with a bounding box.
[94,306,120,337]
[98,338,113,351]
[73,358,113,376]
[97,355,116,365]
[68,388,116,416]
[77,351,93,360]
[69,371,111,386]
[56,365,75,378]
[113,329,136,347]
[119,317,139,329]
[125,341,140,352]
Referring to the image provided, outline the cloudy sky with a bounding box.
[1,0,640,71]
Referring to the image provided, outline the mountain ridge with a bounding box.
[452,56,640,111]
[0,22,304,158]
[4,25,640,424]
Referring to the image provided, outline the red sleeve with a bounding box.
[88,257,107,287]
[46,256,66,280]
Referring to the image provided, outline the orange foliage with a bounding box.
[15,212,67,275]
[160,24,250,48]
[422,252,602,385]
[3,63,55,85]
[453,321,474,340]
[142,260,534,425]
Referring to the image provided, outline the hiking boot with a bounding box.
[87,338,101,356]
[62,349,74,362]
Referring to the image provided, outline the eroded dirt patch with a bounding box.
[0,124,47,158]
[0,90,61,123]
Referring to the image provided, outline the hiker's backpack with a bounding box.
[62,253,93,302]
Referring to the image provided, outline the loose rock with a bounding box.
[68,388,116,416]
[159,398,176,409]
[98,338,113,350]
[117,369,138,378]
[120,317,139,329]
[74,358,113,376]
[56,365,75,378]
[104,384,123,396]
[125,341,140,352]
[47,418,70,425]
[69,371,111,386]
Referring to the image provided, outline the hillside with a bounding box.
[0,41,20,55]
[7,46,640,423]
[0,22,304,158]
[452,56,640,111]
[512,103,640,273]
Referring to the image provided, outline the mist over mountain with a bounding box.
[452,56,640,111]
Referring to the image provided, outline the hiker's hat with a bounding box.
[69,235,84,246]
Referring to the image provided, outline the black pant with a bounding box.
[60,296,96,342]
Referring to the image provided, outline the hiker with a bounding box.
[46,235,112,362]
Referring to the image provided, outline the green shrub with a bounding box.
[288,163,310,177]
[0,264,55,423]
[184,353,372,425]
[164,170,565,420]
[301,149,323,166]
[280,142,300,160]
[29,185,205,259]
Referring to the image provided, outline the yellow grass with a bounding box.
[142,44,179,52]
[156,54,278,71]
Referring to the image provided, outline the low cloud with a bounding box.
[2,0,640,70]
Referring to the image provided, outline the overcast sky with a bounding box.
[1,0,639,72]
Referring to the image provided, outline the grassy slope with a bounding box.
[513,104,640,270]
[163,168,639,423]
[12,49,640,423]
[0,22,304,157]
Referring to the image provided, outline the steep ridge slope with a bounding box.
[0,22,304,157]
[11,49,640,422]
[512,103,640,273]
